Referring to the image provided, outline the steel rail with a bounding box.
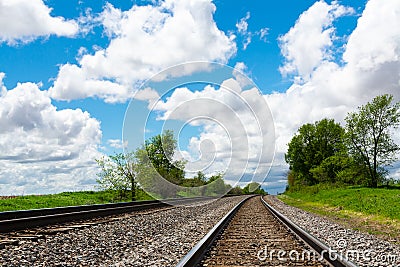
[176,195,254,267]
[0,196,216,233]
[0,199,160,220]
[176,196,359,267]
[260,196,358,267]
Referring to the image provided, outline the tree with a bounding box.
[227,186,243,195]
[242,182,267,195]
[134,146,159,196]
[179,171,208,195]
[132,130,187,198]
[309,153,361,184]
[205,173,231,196]
[345,94,400,187]
[285,118,346,185]
[96,152,137,200]
[145,130,185,185]
[194,171,207,184]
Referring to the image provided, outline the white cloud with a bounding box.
[266,0,400,169]
[49,63,129,103]
[343,0,400,71]
[0,74,103,195]
[233,62,247,74]
[0,0,79,44]
[134,87,160,101]
[107,139,128,149]
[236,12,250,35]
[134,87,160,108]
[258,27,269,42]
[233,62,252,88]
[278,0,354,81]
[153,78,275,183]
[235,12,269,50]
[98,2,123,38]
[49,0,237,103]
[236,11,251,50]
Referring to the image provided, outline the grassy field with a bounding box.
[0,190,154,212]
[282,184,400,219]
[279,184,400,243]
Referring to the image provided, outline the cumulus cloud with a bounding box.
[49,0,237,103]
[278,0,354,81]
[153,77,275,184]
[267,0,400,169]
[0,74,103,195]
[233,62,252,88]
[133,87,160,109]
[0,0,79,44]
[233,62,248,76]
[343,0,400,71]
[49,63,129,103]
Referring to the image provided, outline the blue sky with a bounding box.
[0,0,399,195]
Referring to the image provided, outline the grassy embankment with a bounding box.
[0,190,154,212]
[279,184,400,244]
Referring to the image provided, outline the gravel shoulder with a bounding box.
[0,196,247,267]
[264,195,400,267]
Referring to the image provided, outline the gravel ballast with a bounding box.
[265,195,400,267]
[0,196,246,266]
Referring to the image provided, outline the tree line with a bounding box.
[285,94,400,190]
[96,130,266,200]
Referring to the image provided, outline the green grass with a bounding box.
[282,184,400,220]
[279,184,400,243]
[0,190,154,212]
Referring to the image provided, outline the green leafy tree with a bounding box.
[179,171,208,195]
[242,182,267,195]
[96,152,137,200]
[345,94,400,187]
[309,153,365,184]
[205,173,231,196]
[145,130,185,185]
[133,130,186,198]
[285,118,346,185]
[227,186,243,195]
[134,146,159,196]
[335,160,369,185]
[194,171,207,184]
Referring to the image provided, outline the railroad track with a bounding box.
[0,196,215,234]
[177,196,358,267]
